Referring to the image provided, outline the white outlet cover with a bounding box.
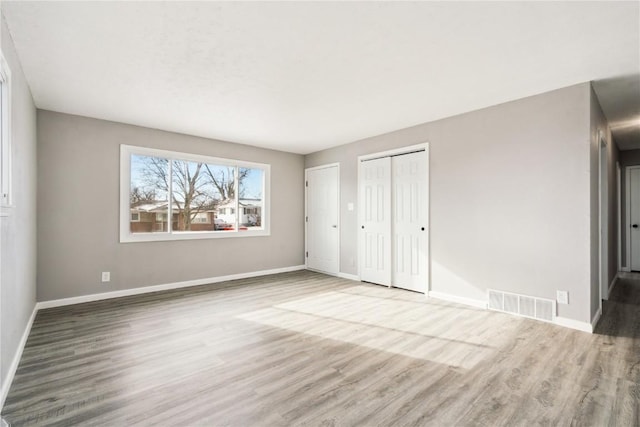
[347,203,354,211]
[101,272,110,282]
[556,290,568,305]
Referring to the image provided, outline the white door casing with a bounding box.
[358,144,429,293]
[392,151,428,292]
[629,167,640,271]
[359,157,392,286]
[306,165,339,275]
[598,136,608,305]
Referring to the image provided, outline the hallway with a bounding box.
[595,272,640,338]
[590,272,640,423]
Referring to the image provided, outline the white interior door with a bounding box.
[306,165,339,275]
[360,157,392,286]
[392,151,428,292]
[630,167,640,270]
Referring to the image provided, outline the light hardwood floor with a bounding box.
[2,270,639,426]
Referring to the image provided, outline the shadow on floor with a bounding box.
[608,278,640,305]
[593,276,640,339]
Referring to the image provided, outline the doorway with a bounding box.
[358,144,429,293]
[305,164,339,275]
[627,165,640,271]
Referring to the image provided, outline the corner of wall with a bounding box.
[0,11,38,410]
[588,82,619,324]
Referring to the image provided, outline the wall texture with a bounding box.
[0,13,37,394]
[37,111,305,301]
[306,83,592,323]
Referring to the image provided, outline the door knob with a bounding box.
[421,227,425,231]
[633,224,638,228]
[332,225,337,228]
[361,226,364,229]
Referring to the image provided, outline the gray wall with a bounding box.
[306,83,592,322]
[37,111,304,301]
[0,13,37,390]
[589,86,618,321]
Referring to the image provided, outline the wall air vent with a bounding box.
[487,289,555,322]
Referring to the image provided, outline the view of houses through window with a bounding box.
[128,150,265,237]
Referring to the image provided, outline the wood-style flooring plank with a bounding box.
[2,270,640,426]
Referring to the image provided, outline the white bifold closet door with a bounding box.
[360,150,428,293]
[392,151,428,292]
[360,157,392,286]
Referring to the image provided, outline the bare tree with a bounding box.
[203,166,249,201]
[172,160,215,230]
[130,186,157,206]
[138,157,216,230]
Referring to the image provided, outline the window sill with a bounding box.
[120,228,270,243]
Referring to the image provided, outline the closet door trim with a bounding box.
[357,143,430,293]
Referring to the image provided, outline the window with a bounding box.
[0,51,11,211]
[120,145,270,242]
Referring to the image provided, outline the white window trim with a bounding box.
[120,144,270,243]
[0,50,12,214]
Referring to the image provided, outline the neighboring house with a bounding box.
[130,201,216,232]
[216,199,262,228]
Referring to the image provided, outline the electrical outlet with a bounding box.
[101,272,110,283]
[556,290,568,305]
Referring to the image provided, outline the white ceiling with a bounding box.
[2,1,639,154]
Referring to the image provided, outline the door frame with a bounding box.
[625,165,640,272]
[305,163,340,275]
[598,132,608,313]
[617,161,622,272]
[357,143,430,290]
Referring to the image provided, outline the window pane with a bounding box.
[171,160,217,232]
[206,164,237,231]
[238,167,264,231]
[122,145,270,242]
[130,154,169,233]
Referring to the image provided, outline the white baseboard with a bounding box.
[37,265,306,310]
[1,305,37,410]
[427,291,487,309]
[554,316,593,333]
[337,272,360,281]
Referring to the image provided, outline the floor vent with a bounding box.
[487,289,555,322]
